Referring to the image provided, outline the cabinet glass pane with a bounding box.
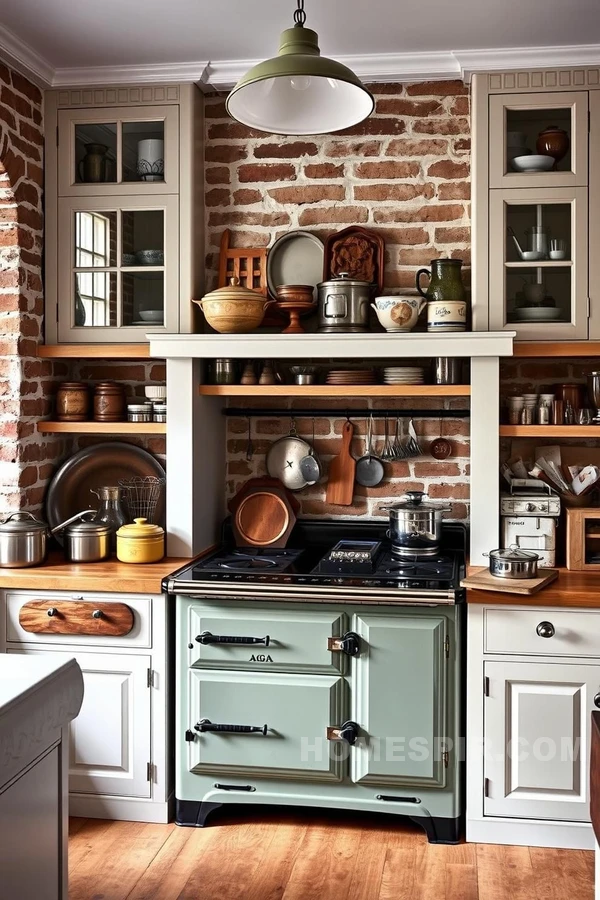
[506,203,571,263]
[584,519,600,564]
[506,108,571,176]
[507,266,572,324]
[122,122,165,183]
[74,210,117,267]
[75,124,117,184]
[74,272,117,327]
[121,209,164,266]
[122,272,164,327]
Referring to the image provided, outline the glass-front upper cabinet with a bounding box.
[57,195,179,341]
[489,187,588,339]
[57,105,179,196]
[489,91,588,188]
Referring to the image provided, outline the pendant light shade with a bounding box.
[226,14,374,136]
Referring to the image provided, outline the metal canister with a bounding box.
[128,404,152,423]
[212,359,237,384]
[153,403,167,423]
[537,403,550,425]
[317,273,372,333]
[433,358,461,385]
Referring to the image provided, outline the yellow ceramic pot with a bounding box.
[116,518,165,564]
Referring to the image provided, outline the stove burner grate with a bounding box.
[218,554,279,570]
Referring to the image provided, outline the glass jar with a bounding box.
[90,485,128,552]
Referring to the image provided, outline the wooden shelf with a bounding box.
[37,344,156,359]
[505,260,572,268]
[500,425,600,438]
[198,384,471,398]
[514,342,600,357]
[37,421,166,435]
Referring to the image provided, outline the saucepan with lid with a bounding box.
[380,490,450,557]
[484,546,539,579]
[0,509,95,568]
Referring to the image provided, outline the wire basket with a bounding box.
[118,476,165,524]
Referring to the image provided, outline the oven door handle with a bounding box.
[328,631,361,656]
[195,719,268,736]
[196,631,270,646]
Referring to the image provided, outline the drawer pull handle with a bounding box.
[196,631,270,647]
[47,607,58,617]
[327,720,359,746]
[328,631,361,657]
[595,693,600,710]
[92,609,104,619]
[536,621,555,638]
[195,719,268,736]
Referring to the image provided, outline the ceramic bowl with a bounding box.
[144,385,167,400]
[513,306,563,321]
[511,154,554,173]
[135,249,164,266]
[122,253,137,266]
[276,284,315,305]
[372,295,425,333]
[138,309,164,323]
[199,298,273,334]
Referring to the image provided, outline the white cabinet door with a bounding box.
[9,649,151,799]
[484,660,600,821]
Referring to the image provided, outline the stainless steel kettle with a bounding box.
[317,273,372,333]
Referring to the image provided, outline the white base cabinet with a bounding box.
[0,590,172,823]
[467,603,598,849]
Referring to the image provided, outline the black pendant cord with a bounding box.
[222,408,470,419]
[293,0,307,27]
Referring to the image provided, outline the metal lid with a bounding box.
[127,404,151,412]
[201,276,266,304]
[67,520,112,536]
[0,511,47,534]
[489,546,539,561]
[382,490,442,511]
[116,517,164,538]
[318,271,372,289]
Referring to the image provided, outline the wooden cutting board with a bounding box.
[461,567,559,595]
[326,420,356,506]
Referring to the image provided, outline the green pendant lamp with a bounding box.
[226,0,374,136]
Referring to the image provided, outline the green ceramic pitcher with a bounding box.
[416,259,466,302]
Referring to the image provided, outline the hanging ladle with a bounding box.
[430,417,453,460]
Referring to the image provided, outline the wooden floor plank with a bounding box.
[281,823,363,900]
[346,828,388,900]
[379,848,416,899]
[447,863,479,900]
[68,817,89,837]
[124,826,196,900]
[530,847,595,900]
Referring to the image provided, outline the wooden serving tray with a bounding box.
[461,567,559,595]
[323,226,385,294]
[19,599,134,635]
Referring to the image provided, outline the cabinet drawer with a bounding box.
[5,590,152,648]
[185,602,346,673]
[185,669,345,781]
[484,607,600,657]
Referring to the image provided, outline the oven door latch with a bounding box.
[327,721,360,745]
[327,631,361,657]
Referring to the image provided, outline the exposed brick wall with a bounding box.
[0,63,65,515]
[206,80,472,519]
[204,81,471,292]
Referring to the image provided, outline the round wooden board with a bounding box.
[236,492,290,546]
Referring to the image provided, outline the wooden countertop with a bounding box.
[0,554,191,595]
[466,567,600,608]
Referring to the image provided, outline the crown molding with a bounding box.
[0,24,54,88]
[456,44,600,81]
[52,60,210,88]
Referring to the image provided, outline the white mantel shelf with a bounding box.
[149,331,516,360]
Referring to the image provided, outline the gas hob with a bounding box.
[165,520,467,605]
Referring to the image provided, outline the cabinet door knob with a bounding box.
[92,609,103,619]
[536,621,555,638]
[594,693,600,710]
[47,607,58,617]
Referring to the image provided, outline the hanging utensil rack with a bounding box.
[222,408,470,419]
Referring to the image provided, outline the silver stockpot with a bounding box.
[0,512,50,568]
[484,546,539,579]
[380,491,450,557]
[317,273,372,333]
[61,519,112,563]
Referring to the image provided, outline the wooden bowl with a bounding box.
[276,284,315,305]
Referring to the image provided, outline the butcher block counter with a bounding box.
[466,567,600,608]
[0,553,191,595]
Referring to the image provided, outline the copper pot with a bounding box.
[56,382,90,422]
[94,382,126,422]
[536,126,569,164]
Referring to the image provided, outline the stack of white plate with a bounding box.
[382,367,425,384]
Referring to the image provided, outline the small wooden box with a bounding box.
[566,508,600,570]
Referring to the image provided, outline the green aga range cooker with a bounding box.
[165,520,465,843]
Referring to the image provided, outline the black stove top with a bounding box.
[166,520,467,603]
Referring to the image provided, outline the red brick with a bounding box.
[226,230,271,248]
[427,160,469,179]
[376,98,443,117]
[375,226,428,245]
[15,181,40,208]
[205,166,230,185]
[413,462,461,477]
[233,188,262,205]
[19,119,42,145]
[324,140,383,158]
[7,133,41,161]
[453,138,471,153]
[0,64,10,85]
[0,105,16,132]
[0,205,17,223]
[398,248,442,266]
[10,70,42,105]
[254,142,318,159]
[428,483,470,500]
[205,188,230,207]
[268,185,345,204]
[0,86,31,119]
[435,226,470,243]
[204,99,228,118]
[354,161,420,179]
[374,204,465,224]
[450,96,470,116]
[304,163,344,179]
[414,118,470,136]
[206,145,248,163]
[386,138,448,156]
[353,183,434,202]
[208,122,263,140]
[437,181,471,200]
[208,211,290,227]
[238,163,296,183]
[298,207,369,226]
[406,80,468,96]
[1,148,25,185]
[336,118,407,137]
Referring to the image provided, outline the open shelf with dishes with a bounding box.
[500,425,600,438]
[37,421,166,435]
[199,384,470,398]
[37,344,156,359]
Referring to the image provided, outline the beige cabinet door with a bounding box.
[57,105,179,197]
[489,186,588,339]
[589,92,600,339]
[489,91,588,189]
[484,659,600,822]
[57,193,179,342]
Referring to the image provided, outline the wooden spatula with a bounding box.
[326,420,356,506]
